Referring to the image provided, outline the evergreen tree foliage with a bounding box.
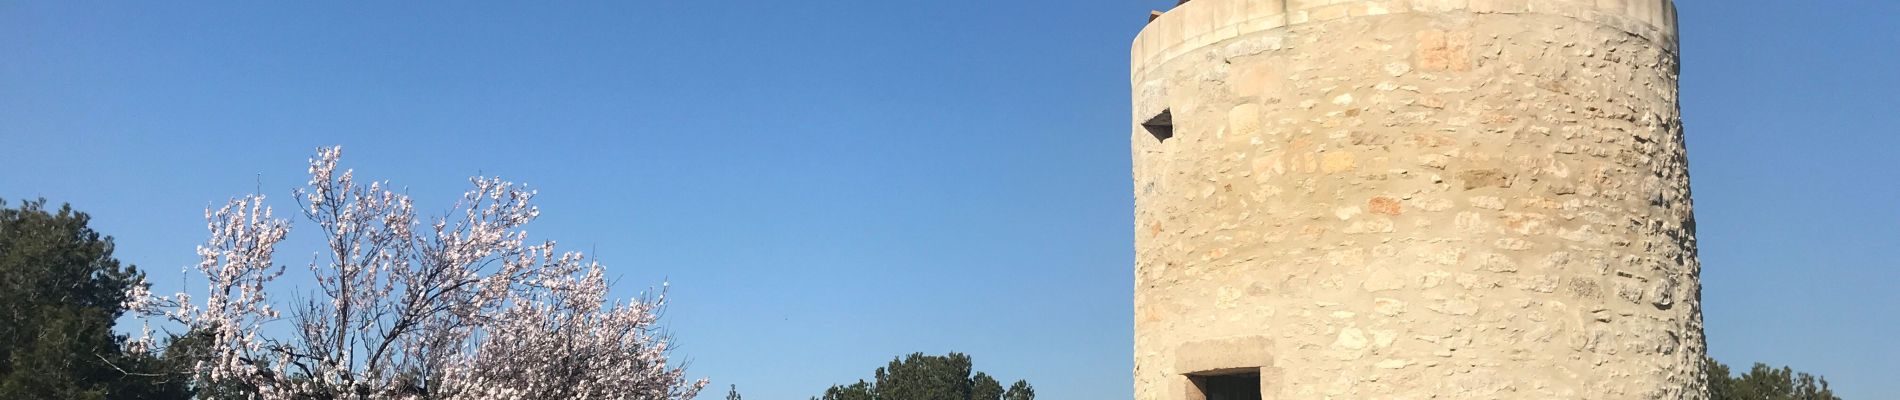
[1707,357,1840,400]
[818,381,876,400]
[0,199,188,399]
[814,352,1032,400]
[969,372,1002,400]
[876,353,975,400]
[1002,380,1033,400]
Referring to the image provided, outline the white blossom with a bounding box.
[135,146,704,400]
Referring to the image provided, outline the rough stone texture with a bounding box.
[1129,0,1705,399]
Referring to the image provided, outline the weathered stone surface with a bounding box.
[1131,0,1702,399]
[1174,336,1278,373]
[1368,196,1403,215]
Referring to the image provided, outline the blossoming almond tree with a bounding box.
[134,146,706,400]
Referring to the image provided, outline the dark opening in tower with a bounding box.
[1187,370,1260,400]
[1143,108,1174,142]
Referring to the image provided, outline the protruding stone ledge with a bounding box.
[1174,335,1275,373]
[1132,0,1678,81]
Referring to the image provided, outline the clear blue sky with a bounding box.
[0,1,1893,399]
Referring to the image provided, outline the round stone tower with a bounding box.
[1129,1,1703,399]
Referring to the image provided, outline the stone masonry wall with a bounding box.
[1129,0,1704,399]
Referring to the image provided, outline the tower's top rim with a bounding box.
[1132,0,1678,79]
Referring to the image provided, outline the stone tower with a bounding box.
[1128,1,1704,399]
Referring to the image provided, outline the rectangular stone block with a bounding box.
[1246,0,1290,22]
[1209,0,1250,21]
[1287,0,1327,12]
[1174,6,1211,46]
[1350,0,1409,16]
[1310,4,1350,21]
[1596,0,1628,13]
[1527,0,1586,16]
[1133,31,1155,67]
[1152,15,1184,56]
[1419,0,1474,12]
[1174,336,1276,373]
[1636,0,1667,26]
[1626,0,1653,26]
[1471,0,1531,13]
[1661,0,1677,33]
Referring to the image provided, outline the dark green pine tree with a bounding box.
[969,372,1003,400]
[815,352,1032,400]
[816,380,876,400]
[1002,380,1034,400]
[876,353,974,400]
[1706,357,1840,400]
[0,199,189,400]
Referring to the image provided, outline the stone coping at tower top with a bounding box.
[1131,0,1678,81]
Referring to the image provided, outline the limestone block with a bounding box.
[1173,336,1277,373]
